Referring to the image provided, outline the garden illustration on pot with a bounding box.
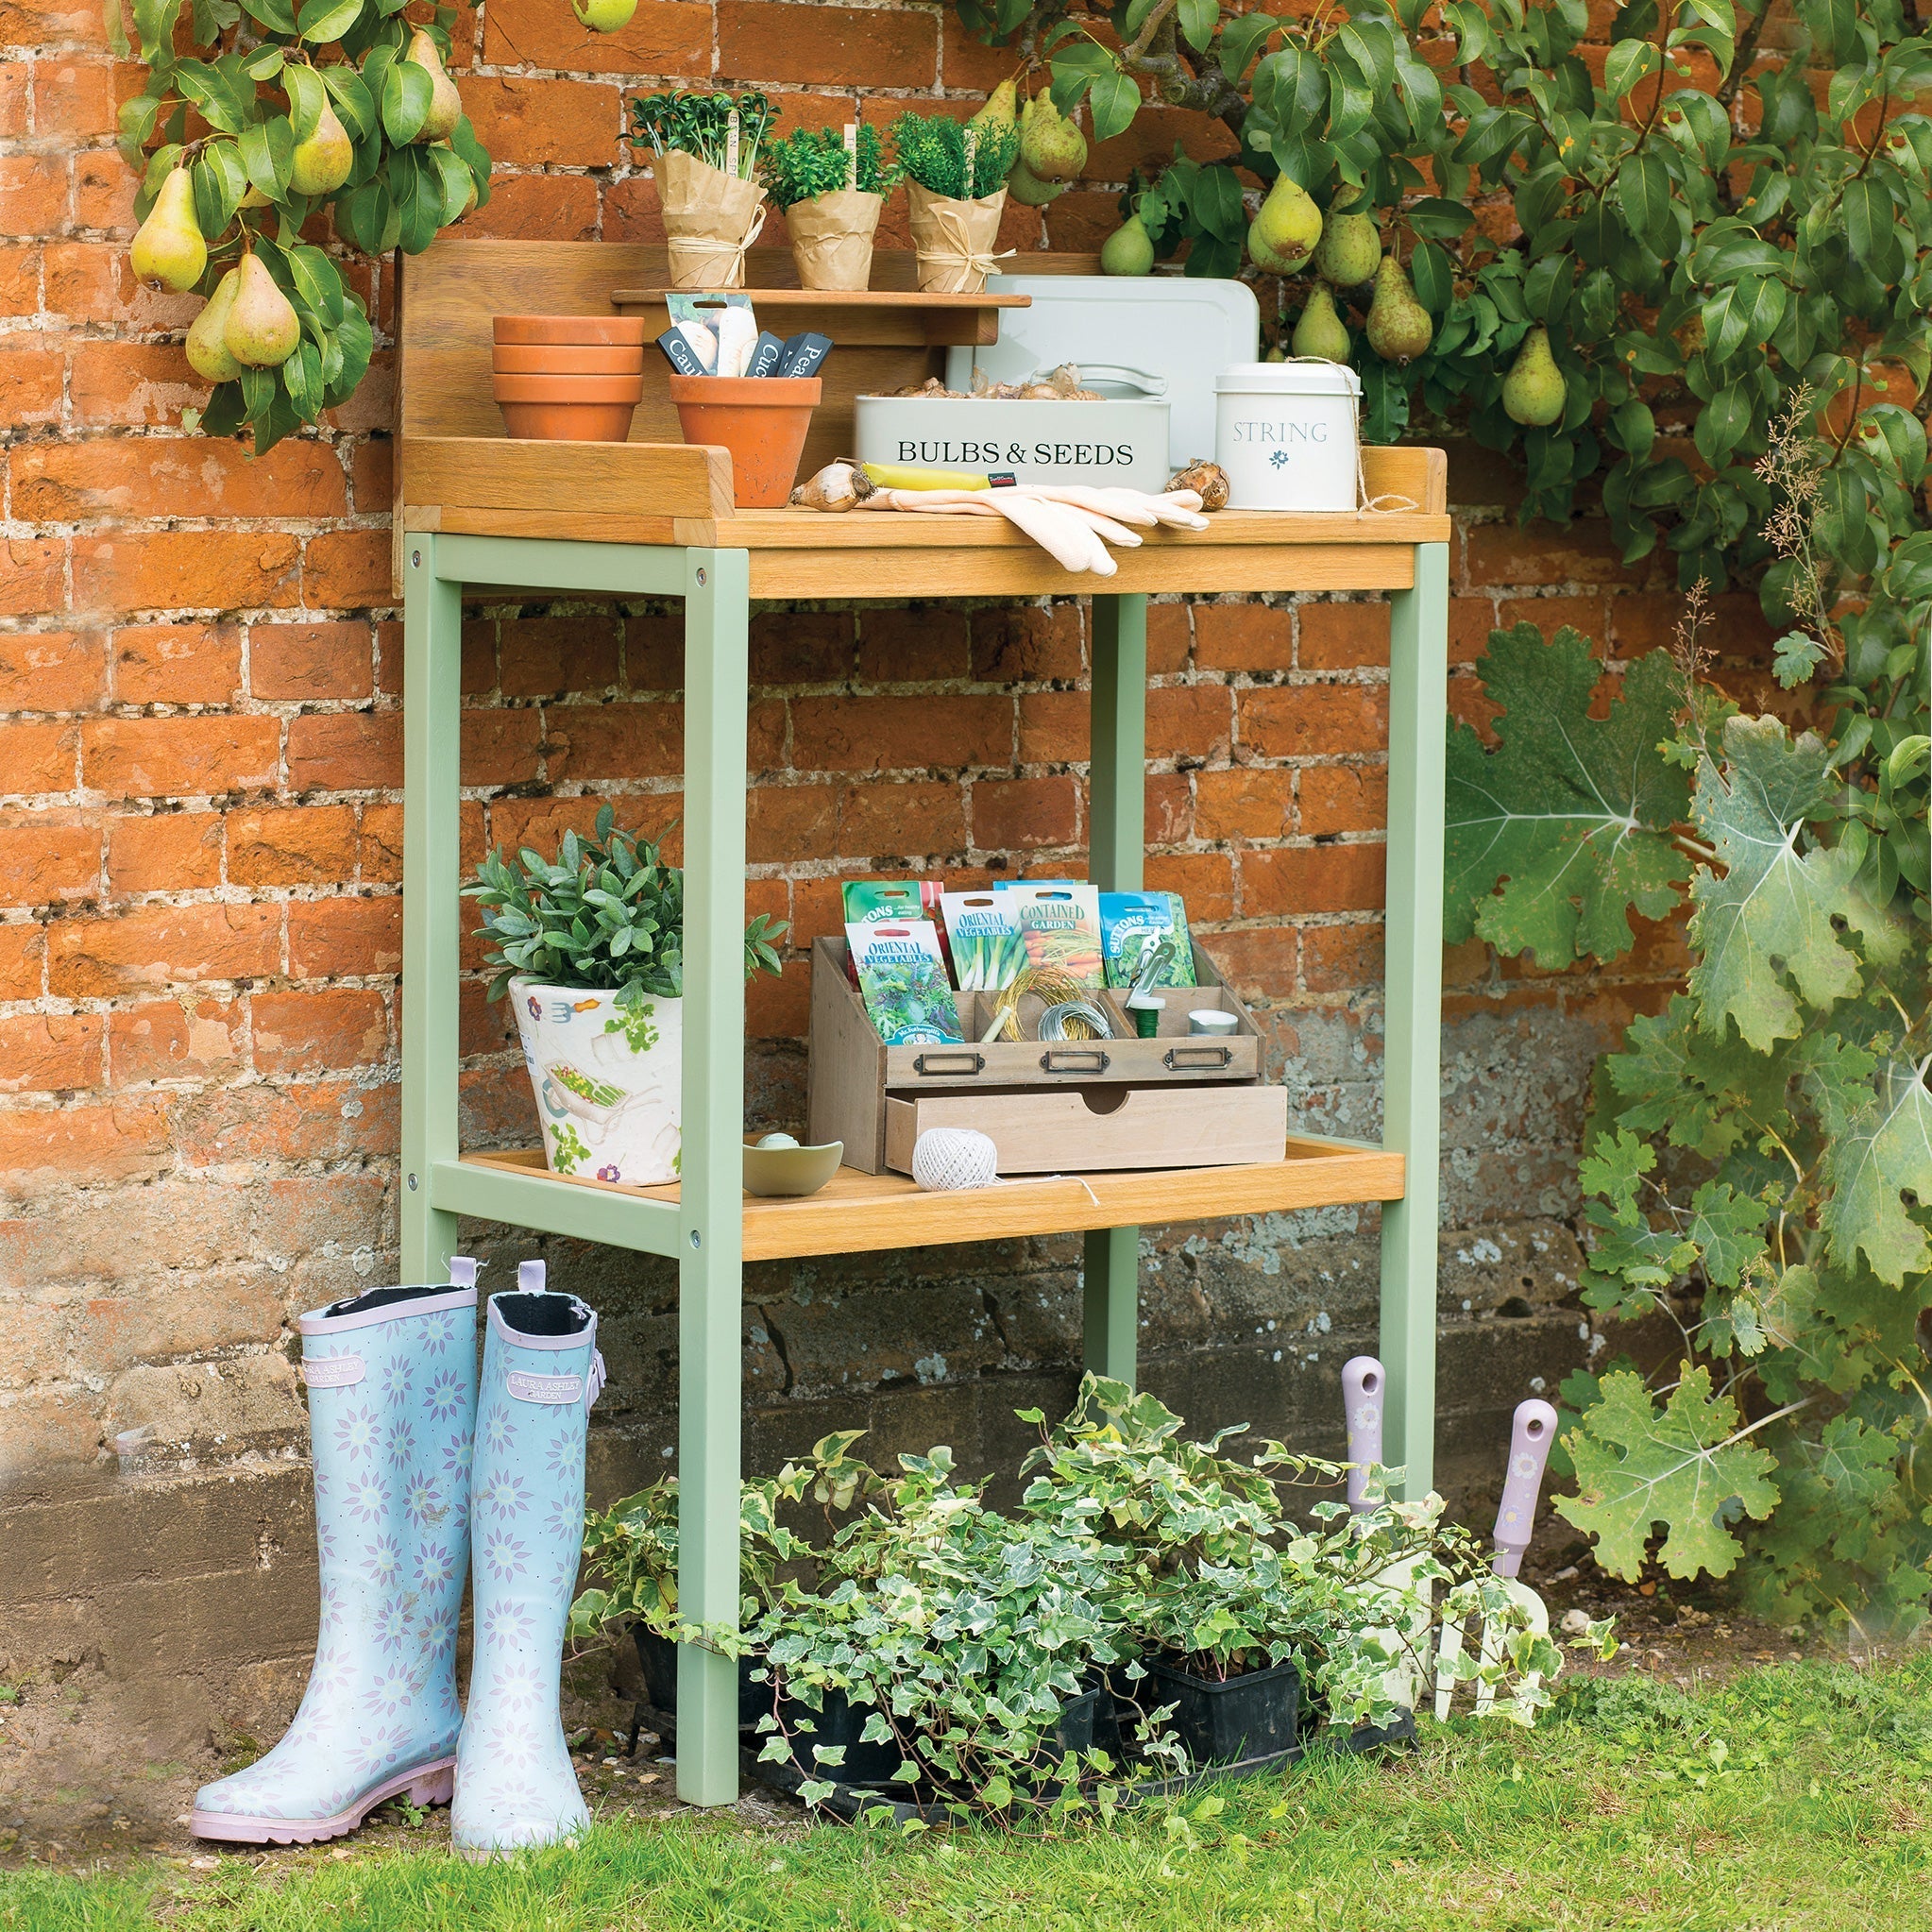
[465,807,786,1188]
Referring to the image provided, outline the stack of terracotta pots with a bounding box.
[493,315,649,442]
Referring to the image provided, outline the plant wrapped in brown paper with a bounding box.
[629,91,777,290]
[767,125,900,292]
[890,110,1018,295]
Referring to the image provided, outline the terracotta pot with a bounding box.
[668,375,821,509]
[493,373,645,443]
[493,314,650,347]
[493,344,646,375]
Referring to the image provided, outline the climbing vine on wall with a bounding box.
[110,0,492,454]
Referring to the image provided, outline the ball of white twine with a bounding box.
[911,1127,999,1192]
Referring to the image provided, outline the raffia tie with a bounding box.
[921,201,1015,289]
[673,203,768,286]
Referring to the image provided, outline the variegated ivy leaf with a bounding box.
[1687,715,1905,1049]
[1445,625,1690,970]
[1554,1364,1780,1580]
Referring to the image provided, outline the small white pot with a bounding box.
[510,978,683,1186]
[1213,361,1362,510]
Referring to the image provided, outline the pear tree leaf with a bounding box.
[1686,715,1905,1048]
[1554,1364,1780,1580]
[1446,625,1691,969]
[1815,1049,1932,1286]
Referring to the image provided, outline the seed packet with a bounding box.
[1100,891,1197,991]
[1005,883,1104,987]
[940,890,1025,991]
[841,879,950,984]
[846,922,963,1045]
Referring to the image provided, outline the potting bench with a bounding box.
[396,241,1450,1806]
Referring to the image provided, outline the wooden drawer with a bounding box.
[808,934,1271,1173]
[884,1084,1289,1176]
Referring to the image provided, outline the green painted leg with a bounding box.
[401,534,461,1284]
[1084,594,1148,1385]
[675,549,750,1806]
[1379,544,1449,1500]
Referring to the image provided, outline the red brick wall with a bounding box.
[0,1,1761,1483]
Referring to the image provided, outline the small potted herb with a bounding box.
[889,110,1020,294]
[628,89,778,289]
[764,123,900,291]
[465,805,785,1186]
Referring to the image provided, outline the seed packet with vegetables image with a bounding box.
[1100,891,1197,991]
[841,880,950,982]
[940,890,1025,991]
[1005,883,1104,988]
[846,922,963,1045]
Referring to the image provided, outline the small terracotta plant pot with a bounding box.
[493,314,650,347]
[668,375,822,509]
[493,344,647,376]
[494,373,645,443]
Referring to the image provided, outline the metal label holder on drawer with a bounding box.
[806,935,1283,1175]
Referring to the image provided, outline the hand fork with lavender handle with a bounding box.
[1342,1355,1429,1713]
[1434,1398,1558,1720]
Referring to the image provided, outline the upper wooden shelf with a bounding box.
[458,1137,1403,1263]
[610,284,1031,348]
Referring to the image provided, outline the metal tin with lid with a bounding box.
[1213,361,1363,511]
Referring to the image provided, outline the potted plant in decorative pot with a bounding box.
[764,124,900,291]
[465,805,785,1185]
[889,110,1020,294]
[627,89,778,289]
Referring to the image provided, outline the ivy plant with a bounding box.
[111,0,491,454]
[464,804,787,1011]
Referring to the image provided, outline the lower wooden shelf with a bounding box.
[456,1137,1404,1263]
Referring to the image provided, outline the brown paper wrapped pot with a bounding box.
[658,148,767,291]
[784,189,884,292]
[907,183,1008,295]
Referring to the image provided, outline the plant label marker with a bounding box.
[726,108,739,179]
[844,123,857,190]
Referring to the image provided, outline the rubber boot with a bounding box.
[450,1263,604,1857]
[192,1264,482,1843]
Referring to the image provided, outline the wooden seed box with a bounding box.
[807,936,1287,1176]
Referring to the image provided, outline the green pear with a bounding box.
[1502,323,1566,426]
[1019,92,1086,183]
[223,250,301,368]
[970,76,1019,146]
[573,0,637,26]
[130,165,207,293]
[1005,157,1066,207]
[1100,213,1155,276]
[289,98,354,197]
[185,266,245,382]
[1313,204,1380,287]
[1246,173,1321,275]
[406,28,463,144]
[1364,255,1432,364]
[1291,285,1350,363]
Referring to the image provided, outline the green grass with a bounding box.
[6,1658,1930,1932]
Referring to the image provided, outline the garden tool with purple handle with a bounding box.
[1342,1356,1428,1717]
[1433,1398,1557,1720]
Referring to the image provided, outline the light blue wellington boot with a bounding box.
[192,1264,483,1843]
[450,1263,604,1858]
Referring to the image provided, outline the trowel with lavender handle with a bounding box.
[1433,1398,1558,1720]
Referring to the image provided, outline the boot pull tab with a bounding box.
[586,1350,607,1413]
[517,1260,546,1293]
[448,1256,479,1289]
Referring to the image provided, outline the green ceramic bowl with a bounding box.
[741,1137,843,1198]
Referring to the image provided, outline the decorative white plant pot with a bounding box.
[510,977,683,1186]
